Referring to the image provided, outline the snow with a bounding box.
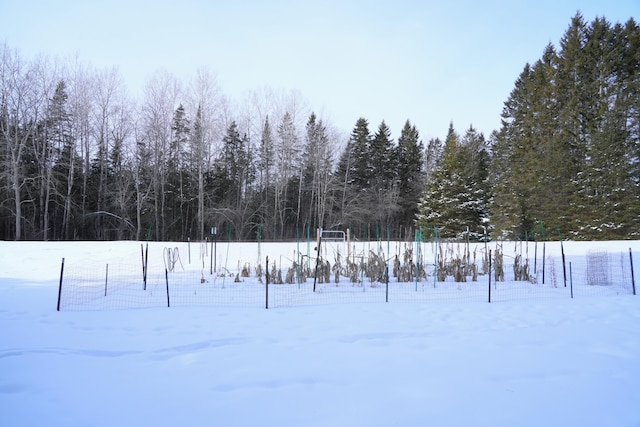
[1,240,640,427]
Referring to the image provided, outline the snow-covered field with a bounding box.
[1,240,640,427]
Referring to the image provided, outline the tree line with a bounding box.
[2,13,639,242]
[0,46,424,241]
[417,13,639,240]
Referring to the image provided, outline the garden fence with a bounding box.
[56,239,637,311]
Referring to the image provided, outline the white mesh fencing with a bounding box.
[57,240,638,311]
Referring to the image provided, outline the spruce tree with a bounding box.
[219,121,245,205]
[46,80,74,240]
[367,121,399,229]
[574,17,640,238]
[416,123,488,238]
[348,117,372,189]
[395,120,424,230]
[191,105,206,240]
[491,13,640,239]
[424,137,443,184]
[168,104,191,239]
[333,118,372,234]
[257,116,275,238]
[369,121,394,189]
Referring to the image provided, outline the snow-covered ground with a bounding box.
[1,240,640,427]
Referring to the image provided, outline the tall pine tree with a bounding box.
[417,123,489,237]
[491,13,640,239]
[394,120,424,231]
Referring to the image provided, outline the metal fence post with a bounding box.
[265,256,270,309]
[165,269,170,308]
[488,250,492,303]
[57,258,65,311]
[630,249,636,296]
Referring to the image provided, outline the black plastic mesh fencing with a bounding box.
[57,240,637,311]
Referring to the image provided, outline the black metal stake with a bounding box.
[561,241,567,287]
[313,233,322,292]
[57,258,65,312]
[569,262,573,299]
[265,256,270,309]
[142,243,149,291]
[488,250,492,303]
[144,243,149,290]
[385,265,389,303]
[165,268,170,308]
[140,244,145,289]
[630,248,636,296]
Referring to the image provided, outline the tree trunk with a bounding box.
[198,163,204,241]
[42,167,52,241]
[12,166,22,240]
[62,153,75,240]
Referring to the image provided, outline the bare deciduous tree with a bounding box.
[186,67,226,240]
[0,45,49,240]
[140,70,181,240]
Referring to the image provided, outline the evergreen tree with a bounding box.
[491,63,538,238]
[45,80,73,240]
[210,122,255,238]
[339,117,371,189]
[190,105,206,240]
[491,13,640,239]
[257,116,276,238]
[214,121,245,206]
[491,46,562,238]
[549,14,589,235]
[369,121,395,188]
[169,104,191,239]
[574,17,640,238]
[367,121,399,229]
[394,120,424,230]
[424,137,443,184]
[257,116,274,192]
[417,124,460,236]
[416,123,489,238]
[333,118,372,233]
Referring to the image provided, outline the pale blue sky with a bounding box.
[1,0,638,140]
